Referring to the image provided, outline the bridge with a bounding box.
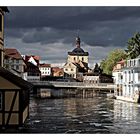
[32,81,115,98]
[32,81,115,89]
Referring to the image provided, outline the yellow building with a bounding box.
[0,7,9,67]
[64,36,89,81]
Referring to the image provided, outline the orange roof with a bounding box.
[117,59,126,65]
[52,67,63,72]
[4,48,22,59]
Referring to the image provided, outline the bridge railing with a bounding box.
[32,81,114,88]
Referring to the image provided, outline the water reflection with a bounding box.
[114,100,138,121]
[1,95,140,133]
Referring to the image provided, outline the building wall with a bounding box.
[4,59,25,73]
[39,67,51,76]
[112,71,123,85]
[0,9,4,67]
[0,76,20,89]
[64,63,77,78]
[68,55,88,64]
[22,106,29,123]
[0,90,21,126]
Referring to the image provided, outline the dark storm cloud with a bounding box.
[5,6,140,47]
[4,6,140,63]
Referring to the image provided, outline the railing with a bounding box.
[32,81,114,89]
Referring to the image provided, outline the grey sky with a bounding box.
[4,7,140,65]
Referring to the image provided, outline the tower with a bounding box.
[0,7,9,67]
[76,36,81,48]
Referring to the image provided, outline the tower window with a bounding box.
[0,14,2,32]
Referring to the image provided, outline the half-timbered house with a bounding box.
[0,67,32,127]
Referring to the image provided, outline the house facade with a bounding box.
[0,67,32,127]
[25,62,41,82]
[51,67,64,77]
[4,48,26,79]
[39,64,51,77]
[64,36,89,80]
[114,57,140,103]
[113,60,126,96]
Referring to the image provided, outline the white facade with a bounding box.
[39,66,51,76]
[115,57,140,103]
[63,62,77,78]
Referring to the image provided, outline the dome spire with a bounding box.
[76,29,80,48]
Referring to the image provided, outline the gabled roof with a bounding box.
[24,55,40,65]
[4,48,23,60]
[0,67,32,90]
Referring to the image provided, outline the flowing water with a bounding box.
[2,95,140,133]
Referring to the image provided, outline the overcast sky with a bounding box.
[4,7,140,65]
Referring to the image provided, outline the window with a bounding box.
[0,91,2,110]
[71,69,73,71]
[82,57,84,61]
[16,60,19,63]
[16,65,19,70]
[65,68,68,71]
[74,57,76,61]
[134,60,135,66]
[0,14,2,32]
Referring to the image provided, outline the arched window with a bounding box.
[82,57,84,61]
[74,57,76,61]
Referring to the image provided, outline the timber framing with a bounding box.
[0,67,32,127]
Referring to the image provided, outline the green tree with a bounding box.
[125,32,140,59]
[100,49,127,75]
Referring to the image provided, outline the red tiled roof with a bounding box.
[52,67,63,72]
[23,55,40,66]
[4,48,23,59]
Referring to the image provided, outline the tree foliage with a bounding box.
[100,49,127,75]
[125,32,140,59]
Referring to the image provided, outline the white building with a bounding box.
[112,60,126,96]
[115,57,140,103]
[39,64,51,77]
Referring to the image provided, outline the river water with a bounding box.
[2,95,140,133]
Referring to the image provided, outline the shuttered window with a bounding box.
[0,14,2,32]
[0,91,2,110]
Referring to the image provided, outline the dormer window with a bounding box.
[0,14,2,32]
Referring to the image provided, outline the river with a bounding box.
[2,95,140,133]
